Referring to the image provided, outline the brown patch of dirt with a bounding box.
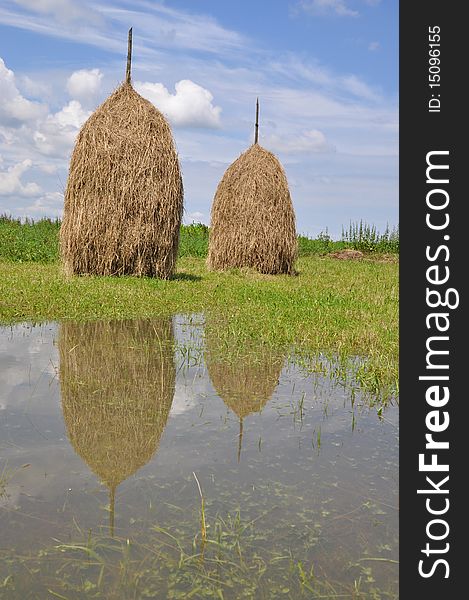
[328,248,364,260]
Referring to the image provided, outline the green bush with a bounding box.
[341,220,399,254]
[177,222,209,257]
[0,215,61,263]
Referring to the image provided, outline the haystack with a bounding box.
[208,99,297,274]
[60,29,183,278]
[59,319,175,534]
[205,327,284,461]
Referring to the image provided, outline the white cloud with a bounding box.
[24,191,64,216]
[2,1,245,57]
[183,211,206,225]
[38,163,58,174]
[263,129,334,155]
[98,1,246,55]
[18,74,51,99]
[135,79,221,128]
[341,75,380,102]
[268,55,381,103]
[0,157,41,197]
[0,125,15,145]
[0,57,47,124]
[67,68,103,100]
[297,0,359,17]
[13,0,101,25]
[53,100,90,128]
[33,100,91,156]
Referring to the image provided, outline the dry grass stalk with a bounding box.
[59,319,175,531]
[207,142,297,275]
[193,472,207,552]
[60,30,183,278]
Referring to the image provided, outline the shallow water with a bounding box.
[0,317,398,599]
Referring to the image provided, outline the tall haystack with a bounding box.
[205,327,284,461]
[60,29,183,278]
[59,319,175,534]
[207,99,297,274]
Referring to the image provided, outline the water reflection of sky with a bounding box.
[0,318,398,595]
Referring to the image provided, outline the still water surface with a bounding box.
[0,317,398,599]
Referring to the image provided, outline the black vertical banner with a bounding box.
[400,2,464,597]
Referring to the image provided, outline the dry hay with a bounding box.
[328,248,364,260]
[207,143,297,274]
[60,81,183,278]
[59,319,175,494]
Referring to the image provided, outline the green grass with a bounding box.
[177,222,210,258]
[0,255,398,402]
[0,216,399,263]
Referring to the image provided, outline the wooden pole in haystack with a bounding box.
[126,27,132,85]
[254,97,259,144]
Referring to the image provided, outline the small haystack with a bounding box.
[208,99,297,274]
[60,29,183,278]
[59,319,175,535]
[205,327,284,461]
[328,248,364,260]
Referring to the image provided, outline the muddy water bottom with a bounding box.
[0,318,398,599]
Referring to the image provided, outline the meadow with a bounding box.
[0,216,399,402]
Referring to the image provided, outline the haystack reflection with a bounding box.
[206,330,284,462]
[59,319,175,535]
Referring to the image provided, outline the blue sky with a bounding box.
[0,0,398,237]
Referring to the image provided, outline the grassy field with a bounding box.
[0,216,398,402]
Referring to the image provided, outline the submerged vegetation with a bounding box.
[0,504,397,599]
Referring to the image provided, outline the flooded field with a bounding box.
[0,317,398,599]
